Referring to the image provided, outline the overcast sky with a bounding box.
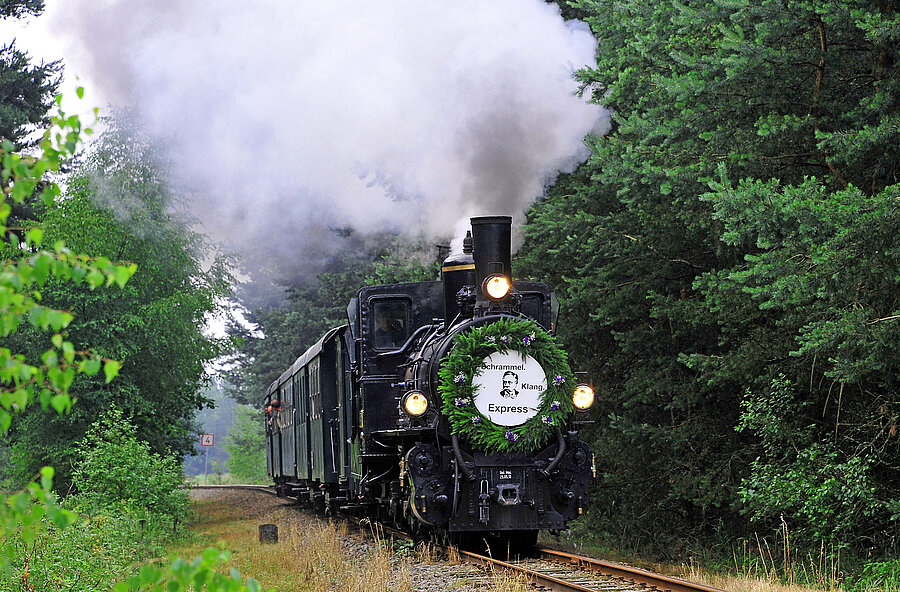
[1,4,104,117]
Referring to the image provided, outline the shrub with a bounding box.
[847,559,900,592]
[70,409,190,520]
[9,509,179,591]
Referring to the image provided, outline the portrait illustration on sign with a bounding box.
[500,371,519,399]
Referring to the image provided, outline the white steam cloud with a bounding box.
[51,0,608,270]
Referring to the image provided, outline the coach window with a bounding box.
[371,300,409,350]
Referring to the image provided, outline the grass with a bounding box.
[543,525,899,592]
[175,492,556,592]
[2,510,186,592]
[173,493,410,592]
[673,526,899,592]
[676,555,842,592]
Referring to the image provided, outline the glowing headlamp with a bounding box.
[573,385,595,410]
[402,391,429,417]
[484,274,511,300]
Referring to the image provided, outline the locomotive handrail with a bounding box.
[374,323,440,359]
[541,431,567,476]
[359,465,394,486]
[451,428,566,481]
[451,433,475,480]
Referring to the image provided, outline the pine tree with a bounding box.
[0,0,61,147]
[521,0,899,555]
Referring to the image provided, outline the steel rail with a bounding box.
[536,548,727,592]
[458,549,599,592]
[188,484,277,495]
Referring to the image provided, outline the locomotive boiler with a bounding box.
[264,215,595,546]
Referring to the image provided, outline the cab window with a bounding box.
[371,300,409,350]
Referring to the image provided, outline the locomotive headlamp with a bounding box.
[573,384,595,410]
[402,391,429,417]
[484,274,511,300]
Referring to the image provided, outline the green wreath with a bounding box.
[437,317,575,453]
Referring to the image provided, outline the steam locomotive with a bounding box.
[264,216,595,547]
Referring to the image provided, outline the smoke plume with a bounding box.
[50,0,608,272]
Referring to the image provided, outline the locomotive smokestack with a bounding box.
[470,215,512,303]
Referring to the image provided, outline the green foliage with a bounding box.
[3,469,261,591]
[0,94,143,588]
[698,172,900,383]
[739,445,878,546]
[521,0,900,559]
[1,100,135,443]
[364,237,442,285]
[734,379,883,547]
[0,0,58,164]
[0,0,45,20]
[0,96,258,592]
[1,467,77,573]
[6,503,180,591]
[69,409,190,520]
[0,44,60,149]
[224,405,267,483]
[184,384,236,476]
[209,460,225,484]
[112,547,263,592]
[696,175,900,549]
[6,113,234,488]
[734,376,813,457]
[847,559,900,592]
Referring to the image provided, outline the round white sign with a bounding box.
[472,351,547,426]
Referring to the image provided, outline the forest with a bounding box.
[2,0,899,590]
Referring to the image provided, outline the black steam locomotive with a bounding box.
[264,216,595,546]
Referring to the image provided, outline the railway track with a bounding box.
[189,483,277,494]
[345,515,725,592]
[458,547,727,592]
[194,485,726,592]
